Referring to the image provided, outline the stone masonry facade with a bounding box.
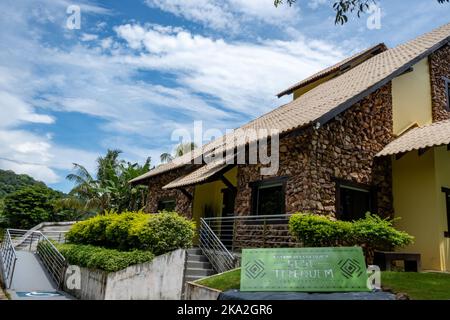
[235,83,394,219]
[145,166,195,219]
[429,44,450,122]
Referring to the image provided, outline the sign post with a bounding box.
[240,247,369,292]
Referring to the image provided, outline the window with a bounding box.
[444,77,450,111]
[157,198,176,212]
[336,180,376,221]
[442,187,450,238]
[251,177,287,216]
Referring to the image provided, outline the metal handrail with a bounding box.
[0,228,67,289]
[0,229,18,288]
[199,219,236,273]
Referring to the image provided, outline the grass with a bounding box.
[382,271,450,300]
[196,268,241,291]
[196,269,450,300]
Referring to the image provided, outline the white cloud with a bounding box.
[308,0,327,10]
[80,33,98,41]
[144,0,301,31]
[115,23,346,116]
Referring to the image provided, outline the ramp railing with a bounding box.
[0,228,67,289]
[0,229,18,288]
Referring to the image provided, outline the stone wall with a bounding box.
[429,44,450,122]
[235,83,394,219]
[145,166,195,219]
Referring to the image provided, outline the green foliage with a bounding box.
[0,169,46,198]
[130,212,196,255]
[351,214,414,251]
[2,185,66,229]
[289,213,413,253]
[57,243,154,272]
[63,149,152,214]
[66,211,195,255]
[289,213,353,247]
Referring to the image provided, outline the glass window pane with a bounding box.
[257,185,284,215]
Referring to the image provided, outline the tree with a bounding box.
[0,169,46,198]
[2,185,64,228]
[160,142,197,164]
[61,150,152,214]
[274,0,450,25]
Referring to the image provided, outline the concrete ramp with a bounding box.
[7,249,72,300]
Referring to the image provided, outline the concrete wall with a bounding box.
[64,249,186,300]
[185,282,221,300]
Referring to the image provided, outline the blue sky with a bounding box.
[1,0,450,193]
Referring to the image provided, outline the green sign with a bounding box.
[240,247,369,292]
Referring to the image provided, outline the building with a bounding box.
[131,23,450,272]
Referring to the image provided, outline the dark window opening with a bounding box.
[157,199,176,212]
[444,77,450,111]
[251,177,287,216]
[336,181,376,221]
[442,187,450,238]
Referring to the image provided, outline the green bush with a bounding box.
[57,243,154,272]
[289,213,414,259]
[66,214,116,246]
[66,211,195,255]
[289,213,352,247]
[351,214,414,251]
[130,212,196,255]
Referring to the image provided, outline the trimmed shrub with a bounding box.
[289,213,414,259]
[104,211,148,250]
[57,243,154,272]
[130,212,196,255]
[289,213,352,247]
[66,211,195,255]
[65,214,115,246]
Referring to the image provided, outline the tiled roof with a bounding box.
[162,158,230,189]
[376,120,450,156]
[276,43,388,98]
[131,22,450,184]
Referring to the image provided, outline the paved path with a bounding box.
[7,251,72,300]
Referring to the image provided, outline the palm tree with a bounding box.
[160,142,197,164]
[61,150,153,214]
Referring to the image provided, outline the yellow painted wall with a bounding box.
[391,58,433,135]
[293,74,334,100]
[433,146,450,271]
[192,167,238,237]
[393,147,450,271]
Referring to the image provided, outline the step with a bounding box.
[187,248,202,255]
[187,254,208,262]
[186,261,211,269]
[185,268,215,277]
[184,275,208,282]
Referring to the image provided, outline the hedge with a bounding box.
[289,213,414,261]
[65,211,195,254]
[57,243,155,272]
